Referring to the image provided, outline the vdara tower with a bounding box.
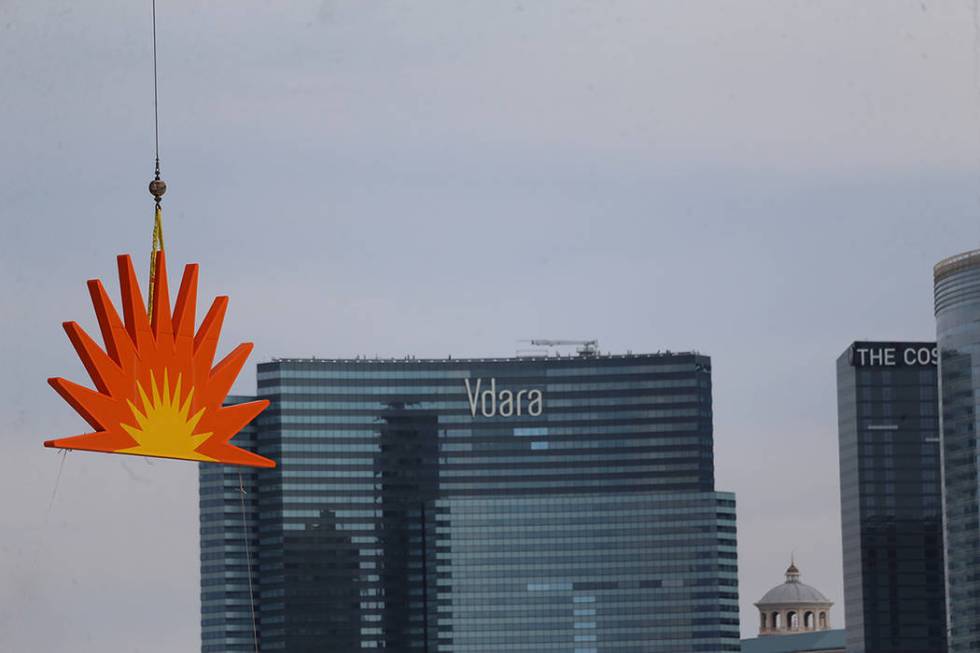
[199,351,740,652]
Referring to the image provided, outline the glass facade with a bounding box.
[199,397,261,653]
[935,251,980,652]
[836,342,947,653]
[200,353,740,651]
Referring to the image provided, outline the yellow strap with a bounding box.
[148,204,165,318]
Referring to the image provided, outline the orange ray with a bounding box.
[44,252,275,468]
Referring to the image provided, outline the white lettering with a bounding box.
[499,390,514,417]
[480,377,497,417]
[463,378,545,417]
[904,348,918,365]
[528,390,543,416]
[858,345,938,367]
[913,347,934,365]
[464,378,481,417]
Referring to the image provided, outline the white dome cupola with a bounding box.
[755,559,833,636]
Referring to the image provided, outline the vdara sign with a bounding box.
[464,378,543,417]
[850,343,937,368]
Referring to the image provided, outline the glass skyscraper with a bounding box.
[200,352,740,652]
[836,341,947,653]
[200,397,261,652]
[935,251,980,652]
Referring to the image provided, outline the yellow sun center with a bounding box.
[120,370,216,462]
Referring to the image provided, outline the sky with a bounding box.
[2,0,980,649]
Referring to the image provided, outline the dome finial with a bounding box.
[786,553,800,582]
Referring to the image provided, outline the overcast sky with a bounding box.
[3,1,980,649]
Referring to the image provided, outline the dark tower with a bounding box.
[836,342,947,653]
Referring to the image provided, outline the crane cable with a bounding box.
[147,0,166,318]
[239,471,260,653]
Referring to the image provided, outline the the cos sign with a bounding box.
[851,344,937,368]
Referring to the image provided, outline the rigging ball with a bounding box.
[149,178,167,201]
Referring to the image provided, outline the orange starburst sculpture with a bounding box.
[44,252,275,468]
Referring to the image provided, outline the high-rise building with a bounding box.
[836,341,947,653]
[935,251,980,652]
[199,351,740,652]
[199,397,261,652]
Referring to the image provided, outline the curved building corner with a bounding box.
[934,249,980,652]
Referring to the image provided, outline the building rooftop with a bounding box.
[934,248,980,282]
[757,581,832,606]
[756,563,832,607]
[267,351,704,365]
[742,629,845,653]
